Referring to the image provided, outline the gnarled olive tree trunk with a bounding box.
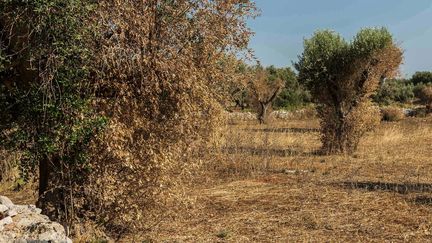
[257,87,281,124]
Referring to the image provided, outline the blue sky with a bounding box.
[248,0,432,77]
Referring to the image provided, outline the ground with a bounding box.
[2,116,432,242]
[142,116,432,242]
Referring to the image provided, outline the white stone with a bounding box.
[0,216,13,226]
[28,205,43,214]
[7,209,18,217]
[0,197,73,243]
[0,204,8,213]
[0,196,14,208]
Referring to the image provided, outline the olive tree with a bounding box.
[249,66,284,124]
[415,85,432,111]
[411,71,432,85]
[296,28,403,154]
[1,0,257,235]
[0,1,102,218]
[89,0,258,234]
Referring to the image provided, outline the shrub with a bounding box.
[381,107,405,122]
[374,79,414,105]
[271,66,311,110]
[1,0,257,237]
[86,0,256,236]
[411,71,432,85]
[295,28,403,154]
[0,1,102,223]
[414,85,432,111]
[0,149,19,183]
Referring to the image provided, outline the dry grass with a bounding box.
[2,116,432,242]
[139,116,432,242]
[381,106,405,122]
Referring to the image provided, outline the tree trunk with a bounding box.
[321,103,356,155]
[37,154,56,210]
[258,102,270,124]
[322,116,360,155]
[38,155,50,197]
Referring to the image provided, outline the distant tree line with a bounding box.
[229,66,432,115]
[374,71,432,105]
[229,65,310,113]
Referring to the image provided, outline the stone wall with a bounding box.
[0,195,72,243]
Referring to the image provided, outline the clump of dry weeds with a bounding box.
[381,106,405,121]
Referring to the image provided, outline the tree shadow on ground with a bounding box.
[337,181,432,194]
[409,196,432,205]
[221,146,318,157]
[245,127,320,133]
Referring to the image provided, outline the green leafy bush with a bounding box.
[0,0,105,224]
[411,71,432,85]
[374,79,414,105]
[271,66,311,110]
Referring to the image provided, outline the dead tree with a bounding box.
[249,68,284,124]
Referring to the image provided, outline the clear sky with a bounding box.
[248,0,432,77]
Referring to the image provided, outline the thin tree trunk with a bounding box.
[258,102,271,124]
[38,155,50,197]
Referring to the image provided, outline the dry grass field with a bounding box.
[140,115,432,242]
[2,115,431,242]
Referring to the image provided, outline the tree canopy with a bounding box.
[296,27,403,154]
[411,71,432,85]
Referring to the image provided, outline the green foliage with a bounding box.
[411,71,432,85]
[0,0,103,184]
[413,84,432,111]
[295,30,349,94]
[374,79,414,105]
[272,67,311,110]
[296,27,402,154]
[351,27,393,57]
[297,27,394,93]
[216,230,230,239]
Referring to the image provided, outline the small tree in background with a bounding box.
[415,85,432,112]
[249,66,284,124]
[411,71,432,85]
[296,28,403,154]
[271,66,311,110]
[222,57,251,111]
[374,78,414,105]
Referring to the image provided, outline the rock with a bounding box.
[0,195,14,208]
[0,216,13,226]
[7,208,18,217]
[0,196,72,243]
[28,205,43,214]
[0,204,8,213]
[283,169,309,174]
[28,222,72,243]
[14,205,42,215]
[16,217,35,228]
